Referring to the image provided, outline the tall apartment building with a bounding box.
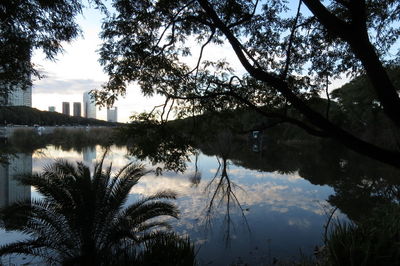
[62,102,70,116]
[73,102,81,117]
[83,91,96,119]
[107,107,118,122]
[0,86,32,107]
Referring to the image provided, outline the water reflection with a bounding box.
[0,145,334,264]
[124,150,334,264]
[82,146,97,164]
[203,156,250,246]
[1,126,399,264]
[0,153,31,209]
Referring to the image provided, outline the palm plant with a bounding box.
[0,155,183,265]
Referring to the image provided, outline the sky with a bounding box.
[31,3,350,123]
[32,7,165,123]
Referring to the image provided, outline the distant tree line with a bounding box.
[136,67,400,154]
[0,106,120,126]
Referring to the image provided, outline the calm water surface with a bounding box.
[0,144,338,265]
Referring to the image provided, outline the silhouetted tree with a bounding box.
[95,0,400,168]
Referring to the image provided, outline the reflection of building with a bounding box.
[83,91,96,119]
[83,147,97,164]
[48,106,56,112]
[62,102,70,116]
[0,86,32,107]
[0,153,32,208]
[73,102,81,117]
[107,107,118,122]
[249,130,263,153]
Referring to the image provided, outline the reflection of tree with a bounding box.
[328,171,400,222]
[126,122,253,242]
[122,122,195,173]
[121,113,400,229]
[204,156,249,245]
[188,152,201,187]
[3,128,122,155]
[199,129,400,223]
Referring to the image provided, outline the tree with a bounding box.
[0,156,182,265]
[95,0,400,168]
[330,66,400,149]
[0,0,104,99]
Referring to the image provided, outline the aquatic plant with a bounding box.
[326,204,400,266]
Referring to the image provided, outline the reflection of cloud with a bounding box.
[32,145,133,174]
[271,207,289,213]
[288,218,311,229]
[32,146,333,224]
[132,169,330,225]
[32,146,332,220]
[213,167,303,183]
[28,145,339,263]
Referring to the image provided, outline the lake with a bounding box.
[0,128,398,265]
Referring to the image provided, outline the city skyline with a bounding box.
[31,7,164,123]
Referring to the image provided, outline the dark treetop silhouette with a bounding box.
[2,0,399,167]
[94,0,400,168]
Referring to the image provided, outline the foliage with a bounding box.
[331,66,400,149]
[3,0,400,165]
[0,0,105,99]
[94,0,400,168]
[326,204,400,266]
[0,156,185,265]
[120,108,400,228]
[121,115,195,172]
[134,232,196,266]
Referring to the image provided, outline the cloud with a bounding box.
[33,78,103,95]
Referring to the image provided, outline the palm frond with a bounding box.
[0,239,62,264]
[119,201,179,229]
[0,153,187,265]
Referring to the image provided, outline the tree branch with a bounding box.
[197,0,400,168]
[227,0,259,28]
[281,0,303,79]
[302,0,351,38]
[303,0,400,128]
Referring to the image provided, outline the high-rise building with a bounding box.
[73,102,81,117]
[83,91,96,119]
[0,86,32,107]
[62,102,70,116]
[107,107,118,122]
[48,106,56,112]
